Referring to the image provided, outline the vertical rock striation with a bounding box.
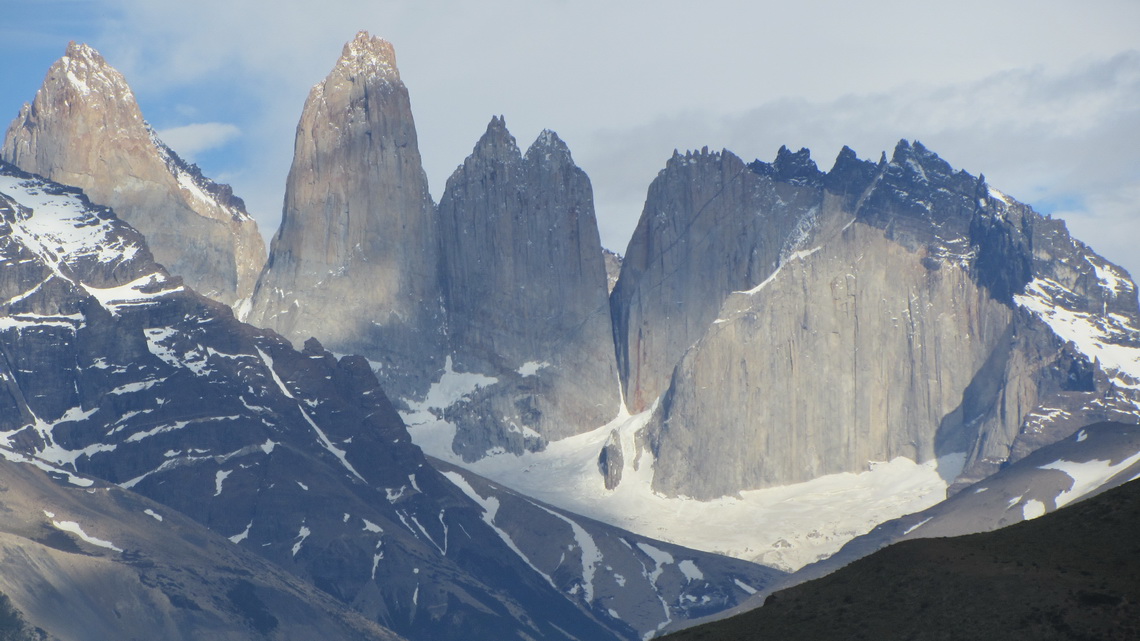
[436,117,618,455]
[247,31,445,396]
[623,141,1140,500]
[610,146,828,412]
[2,42,265,309]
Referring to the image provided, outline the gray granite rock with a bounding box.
[437,118,619,455]
[610,146,827,412]
[246,32,445,399]
[634,142,1140,499]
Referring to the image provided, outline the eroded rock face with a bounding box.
[436,118,619,455]
[610,146,828,412]
[648,220,1013,498]
[603,249,622,294]
[1,42,265,309]
[247,32,445,397]
[632,141,1140,500]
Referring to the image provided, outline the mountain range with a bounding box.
[0,31,1137,640]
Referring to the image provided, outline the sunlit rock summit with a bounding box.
[250,34,621,456]
[247,31,445,394]
[2,42,265,309]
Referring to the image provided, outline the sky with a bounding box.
[2,0,1139,282]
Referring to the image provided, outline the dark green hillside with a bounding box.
[664,476,1140,641]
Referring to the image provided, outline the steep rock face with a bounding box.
[648,220,1013,498]
[247,32,444,397]
[637,141,1140,499]
[1,42,265,309]
[435,118,619,455]
[603,248,622,294]
[611,146,828,412]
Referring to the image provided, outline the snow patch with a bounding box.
[214,469,231,496]
[1040,449,1140,508]
[1014,277,1140,388]
[400,356,497,424]
[517,361,550,377]
[51,519,122,553]
[292,524,311,557]
[677,559,704,582]
[987,186,1012,205]
[1022,499,1047,520]
[733,579,757,595]
[85,274,183,315]
[143,509,163,522]
[532,504,602,602]
[636,542,675,584]
[0,446,94,487]
[229,521,252,544]
[902,516,933,536]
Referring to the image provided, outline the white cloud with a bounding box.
[53,0,1138,281]
[579,52,1140,280]
[155,122,241,161]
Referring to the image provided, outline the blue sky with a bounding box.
[3,0,1139,281]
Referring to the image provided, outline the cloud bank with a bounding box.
[5,0,1137,279]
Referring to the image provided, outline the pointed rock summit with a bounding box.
[249,35,619,453]
[247,31,445,394]
[2,42,266,309]
[435,117,619,456]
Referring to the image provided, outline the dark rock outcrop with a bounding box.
[597,429,624,490]
[0,452,402,641]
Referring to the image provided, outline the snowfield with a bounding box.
[407,389,962,572]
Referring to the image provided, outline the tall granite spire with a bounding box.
[435,117,620,456]
[247,31,445,393]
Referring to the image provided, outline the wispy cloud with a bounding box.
[580,52,1140,279]
[19,0,1132,280]
[156,122,241,161]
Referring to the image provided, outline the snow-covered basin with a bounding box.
[406,380,962,572]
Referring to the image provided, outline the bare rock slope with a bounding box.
[0,452,402,641]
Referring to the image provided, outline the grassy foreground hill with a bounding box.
[663,475,1140,640]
